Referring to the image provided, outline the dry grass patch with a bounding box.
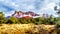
[0,24,56,34]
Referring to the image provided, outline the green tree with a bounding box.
[33,17,41,25]
[57,11,60,17]
[39,17,46,24]
[0,12,5,24]
[55,17,60,25]
[54,17,60,28]
[6,16,20,24]
[47,15,54,24]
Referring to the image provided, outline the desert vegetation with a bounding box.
[0,24,58,34]
[0,11,60,34]
[0,12,58,25]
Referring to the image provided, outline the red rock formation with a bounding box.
[11,11,39,18]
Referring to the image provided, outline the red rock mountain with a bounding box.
[12,11,40,18]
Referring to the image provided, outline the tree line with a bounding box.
[0,12,60,25]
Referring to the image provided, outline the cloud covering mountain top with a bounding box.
[0,0,59,17]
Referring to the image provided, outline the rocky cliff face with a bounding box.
[11,11,40,18]
[25,11,39,16]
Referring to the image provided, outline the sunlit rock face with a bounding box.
[25,11,39,16]
[11,11,39,18]
[12,11,24,18]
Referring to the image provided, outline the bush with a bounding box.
[6,16,20,24]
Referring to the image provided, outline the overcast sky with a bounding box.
[0,0,59,17]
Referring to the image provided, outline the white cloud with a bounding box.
[25,5,35,11]
[40,2,56,11]
[5,11,15,17]
[0,0,59,17]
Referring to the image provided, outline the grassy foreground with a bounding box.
[0,24,60,34]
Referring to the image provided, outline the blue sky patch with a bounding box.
[0,0,59,17]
